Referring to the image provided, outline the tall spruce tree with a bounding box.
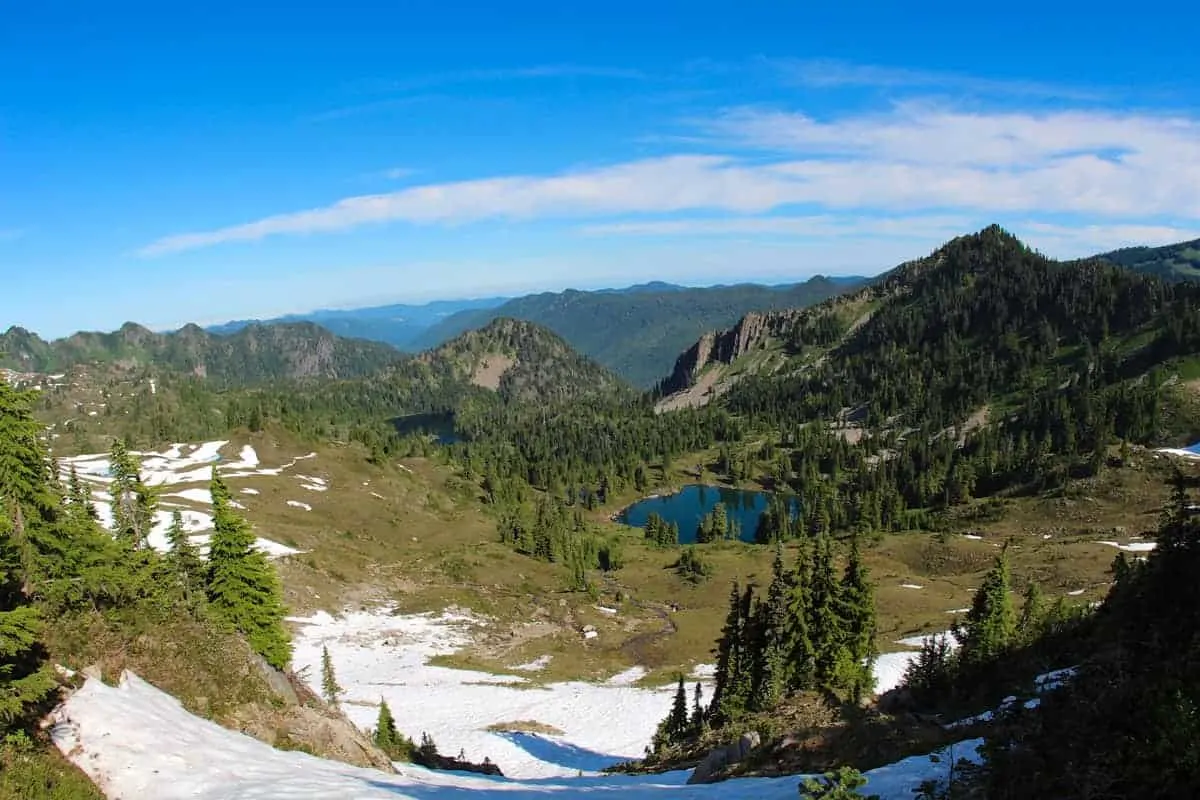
[958,546,1016,666]
[321,645,343,707]
[666,674,689,743]
[165,510,203,601]
[836,535,877,702]
[709,580,745,725]
[373,697,413,761]
[205,468,292,669]
[808,534,847,690]
[752,543,792,710]
[109,438,156,549]
[0,384,59,728]
[787,539,816,692]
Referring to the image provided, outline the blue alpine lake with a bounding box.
[617,484,798,544]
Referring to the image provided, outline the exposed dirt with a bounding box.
[470,355,515,390]
[655,366,726,413]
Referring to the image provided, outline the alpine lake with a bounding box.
[617,484,798,544]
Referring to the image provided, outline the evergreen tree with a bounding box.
[373,697,413,761]
[109,438,156,549]
[205,468,291,669]
[690,682,705,732]
[1018,581,1047,644]
[787,539,816,692]
[836,536,877,702]
[666,674,689,742]
[808,535,847,689]
[0,512,56,730]
[753,543,791,710]
[165,510,203,601]
[958,547,1016,666]
[710,580,747,725]
[321,645,343,707]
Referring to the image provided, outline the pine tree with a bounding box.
[958,546,1016,666]
[808,535,847,689]
[205,468,291,669]
[836,535,877,702]
[667,674,689,742]
[709,580,745,726]
[690,682,705,732]
[787,539,816,692]
[321,645,343,707]
[0,512,56,730]
[1018,581,1047,644]
[165,510,203,600]
[753,543,791,710]
[109,439,156,549]
[373,697,413,761]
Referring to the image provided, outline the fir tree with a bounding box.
[1017,581,1047,644]
[165,510,203,600]
[836,535,877,702]
[690,682,705,732]
[808,535,847,689]
[666,674,689,742]
[752,543,791,710]
[787,539,816,692]
[373,697,413,761]
[109,439,156,549]
[709,580,745,725]
[0,513,56,730]
[321,645,343,707]
[205,468,292,669]
[958,546,1016,666]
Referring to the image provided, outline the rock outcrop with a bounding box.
[686,730,761,784]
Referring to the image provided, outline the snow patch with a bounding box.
[900,583,923,590]
[1096,540,1157,553]
[512,655,553,672]
[287,500,313,512]
[50,668,984,800]
[241,488,260,495]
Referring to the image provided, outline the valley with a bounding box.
[6,226,1200,799]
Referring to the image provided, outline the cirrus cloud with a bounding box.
[137,103,1200,257]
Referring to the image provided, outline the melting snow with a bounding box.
[242,488,260,495]
[512,655,553,672]
[51,665,982,799]
[287,500,313,512]
[1096,540,1157,553]
[900,583,924,590]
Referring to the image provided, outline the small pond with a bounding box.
[390,412,461,445]
[617,484,798,544]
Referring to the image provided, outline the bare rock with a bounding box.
[687,746,731,784]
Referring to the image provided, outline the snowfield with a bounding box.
[58,441,306,558]
[52,660,983,800]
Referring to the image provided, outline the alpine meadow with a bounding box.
[4,4,1200,798]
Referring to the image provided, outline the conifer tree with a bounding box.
[109,439,157,549]
[205,467,291,669]
[753,543,792,709]
[958,546,1016,666]
[321,645,343,707]
[808,534,847,689]
[787,539,816,692]
[1018,581,1047,644]
[666,674,689,742]
[836,536,877,702]
[690,682,705,732]
[373,697,413,761]
[0,510,56,730]
[709,580,744,725]
[165,510,203,600]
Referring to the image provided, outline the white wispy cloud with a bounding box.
[580,214,977,240]
[139,103,1200,257]
[774,58,1105,101]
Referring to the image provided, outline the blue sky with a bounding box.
[3,0,1198,337]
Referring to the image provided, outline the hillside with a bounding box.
[660,226,1200,430]
[411,277,863,387]
[1094,237,1200,282]
[423,317,633,405]
[0,321,403,386]
[206,296,511,349]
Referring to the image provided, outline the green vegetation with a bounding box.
[372,698,415,761]
[205,469,291,670]
[1095,237,1200,282]
[0,321,402,385]
[413,277,861,387]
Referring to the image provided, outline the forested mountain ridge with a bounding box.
[0,320,404,386]
[411,276,864,387]
[421,317,633,405]
[659,226,1200,427]
[205,295,512,349]
[1093,237,1200,282]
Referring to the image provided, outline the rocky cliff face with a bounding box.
[658,309,804,395]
